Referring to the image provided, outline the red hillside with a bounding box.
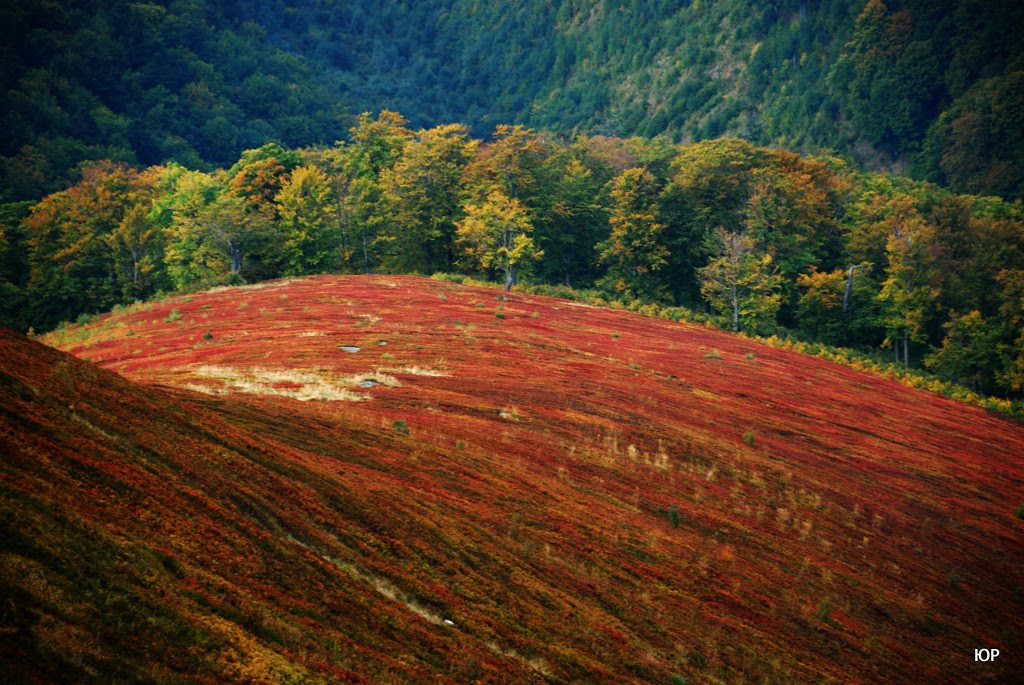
[2,274,1020,683]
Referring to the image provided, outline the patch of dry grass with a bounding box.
[189,365,386,401]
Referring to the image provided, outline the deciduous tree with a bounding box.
[456,188,541,291]
[698,227,782,334]
[598,167,669,300]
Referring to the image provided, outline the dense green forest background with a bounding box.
[3,0,1024,202]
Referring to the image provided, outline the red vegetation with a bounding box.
[3,274,1023,683]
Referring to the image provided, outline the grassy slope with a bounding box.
[6,274,1022,683]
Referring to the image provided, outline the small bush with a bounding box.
[1016,504,1024,519]
[611,332,620,339]
[203,330,214,340]
[455,439,466,450]
[431,272,465,284]
[494,310,505,319]
[165,309,181,323]
[745,352,755,360]
[531,311,540,318]
[669,506,680,528]
[704,350,722,359]
[75,312,93,325]
[743,430,756,446]
[816,595,834,622]
[393,420,409,434]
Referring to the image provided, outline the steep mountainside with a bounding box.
[4,274,1018,682]
[3,0,1023,201]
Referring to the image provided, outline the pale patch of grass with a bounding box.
[355,314,381,327]
[191,365,371,401]
[179,382,223,395]
[206,278,299,294]
[379,365,450,377]
[344,370,401,387]
[297,331,326,337]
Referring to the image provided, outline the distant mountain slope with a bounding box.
[3,0,1023,201]
[17,274,1022,682]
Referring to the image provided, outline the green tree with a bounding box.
[698,227,783,334]
[995,269,1024,393]
[924,311,1000,392]
[0,202,32,330]
[163,169,275,287]
[877,205,938,367]
[462,125,547,202]
[105,199,164,301]
[378,124,477,273]
[337,111,413,273]
[541,157,608,286]
[796,263,881,347]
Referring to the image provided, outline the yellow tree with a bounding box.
[875,200,938,366]
[597,167,669,300]
[796,263,880,345]
[456,188,542,291]
[276,164,337,276]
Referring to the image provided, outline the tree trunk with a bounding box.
[842,265,855,313]
[903,335,909,368]
[505,262,513,292]
[731,289,740,333]
[131,248,140,289]
[335,198,348,271]
[228,241,241,274]
[362,231,370,275]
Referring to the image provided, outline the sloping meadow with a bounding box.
[7,274,1021,682]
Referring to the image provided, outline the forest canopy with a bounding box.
[2,0,1023,202]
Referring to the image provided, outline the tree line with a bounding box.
[2,111,1023,398]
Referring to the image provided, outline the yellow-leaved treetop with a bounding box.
[456,187,541,291]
